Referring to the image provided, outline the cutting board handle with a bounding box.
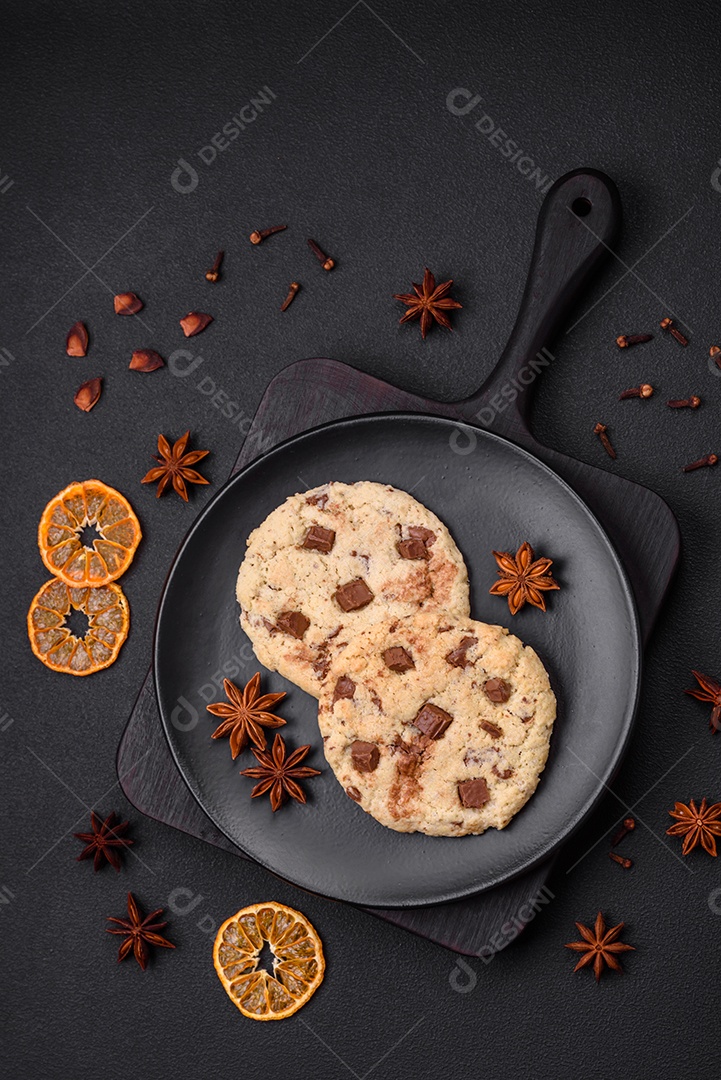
[457,169,621,439]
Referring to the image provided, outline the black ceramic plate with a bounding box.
[156,414,641,907]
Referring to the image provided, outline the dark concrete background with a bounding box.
[2,1,720,1076]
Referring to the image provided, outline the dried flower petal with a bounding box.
[180,311,213,337]
[74,377,102,412]
[114,292,143,315]
[129,349,164,372]
[66,321,89,357]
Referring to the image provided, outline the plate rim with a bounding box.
[154,411,642,907]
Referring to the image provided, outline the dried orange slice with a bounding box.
[28,578,130,676]
[38,480,141,587]
[213,902,325,1020]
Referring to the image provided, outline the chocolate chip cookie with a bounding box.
[236,482,470,697]
[317,612,556,835]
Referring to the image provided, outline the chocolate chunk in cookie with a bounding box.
[276,610,310,639]
[301,525,336,552]
[333,578,374,612]
[492,765,514,779]
[445,635,477,668]
[351,741,380,773]
[391,735,427,775]
[484,677,511,703]
[312,654,332,679]
[397,538,430,561]
[382,646,415,673]
[481,720,503,738]
[333,675,356,703]
[458,777,490,808]
[414,702,453,740]
[346,785,362,802]
[408,526,436,547]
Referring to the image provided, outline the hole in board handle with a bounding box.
[571,197,592,217]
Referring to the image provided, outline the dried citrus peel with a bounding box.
[27,578,130,676]
[213,902,325,1020]
[37,480,141,588]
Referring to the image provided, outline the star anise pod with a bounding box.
[667,798,721,856]
[489,541,560,615]
[240,733,321,812]
[74,811,134,872]
[106,892,175,971]
[141,431,210,501]
[393,267,462,339]
[684,670,721,733]
[206,673,287,758]
[565,911,634,982]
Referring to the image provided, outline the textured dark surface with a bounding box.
[3,0,721,1076]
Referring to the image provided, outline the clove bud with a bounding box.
[594,422,616,460]
[307,238,335,271]
[619,384,653,400]
[205,251,224,283]
[660,317,689,346]
[611,817,636,846]
[616,333,653,349]
[682,453,718,472]
[280,282,300,311]
[249,224,287,245]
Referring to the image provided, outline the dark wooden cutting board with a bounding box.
[117,170,679,954]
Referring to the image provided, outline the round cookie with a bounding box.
[236,482,470,697]
[318,612,556,836]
